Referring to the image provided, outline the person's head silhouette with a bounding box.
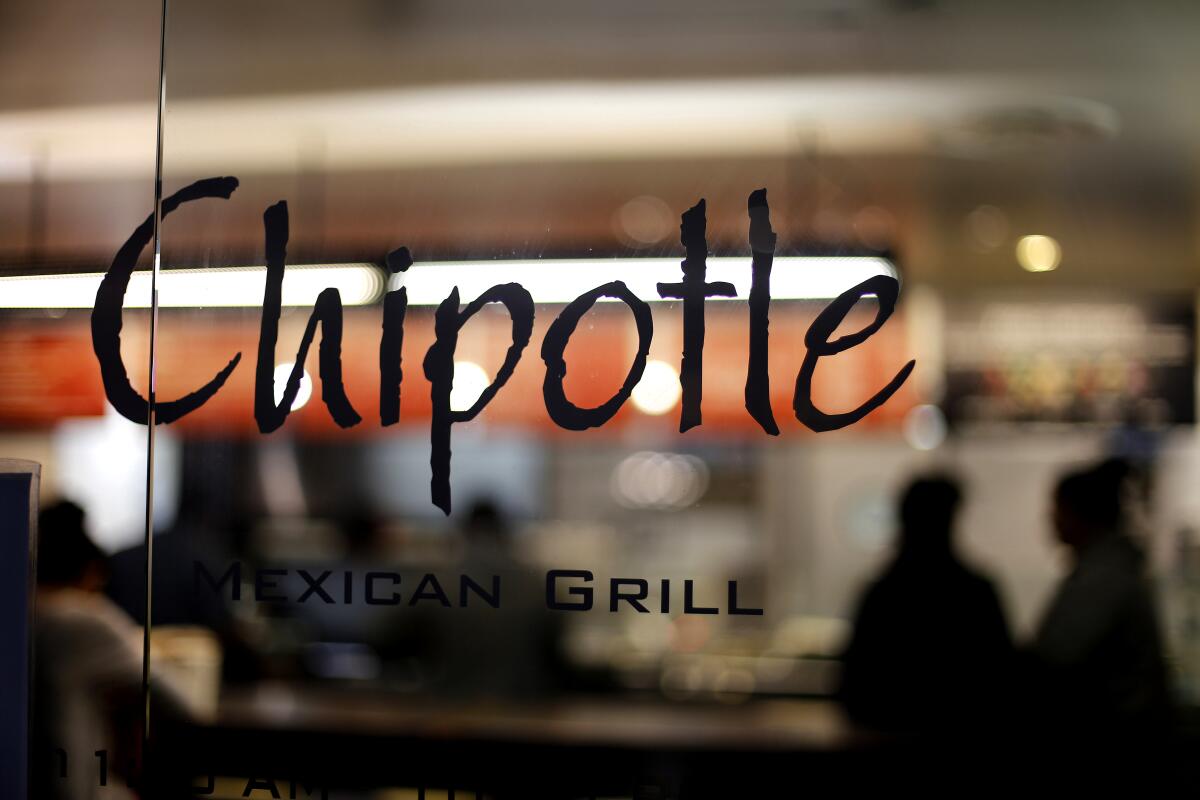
[1053,458,1130,551]
[897,474,963,560]
[37,500,109,591]
[462,498,511,546]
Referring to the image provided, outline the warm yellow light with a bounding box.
[631,360,681,415]
[272,362,312,411]
[450,361,491,413]
[1016,234,1061,273]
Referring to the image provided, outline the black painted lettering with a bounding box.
[195,560,241,601]
[683,580,718,614]
[423,284,534,514]
[255,569,288,602]
[365,572,401,605]
[409,574,451,607]
[541,280,653,430]
[91,177,242,425]
[744,188,779,435]
[379,246,412,426]
[460,574,500,608]
[547,569,593,611]
[609,578,649,612]
[656,199,737,432]
[243,777,281,798]
[793,275,915,432]
[728,581,763,616]
[94,750,107,787]
[289,779,328,799]
[255,201,361,433]
[297,570,334,604]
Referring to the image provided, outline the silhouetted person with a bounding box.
[34,501,190,800]
[106,523,258,683]
[1029,459,1171,738]
[839,475,1012,732]
[422,499,562,699]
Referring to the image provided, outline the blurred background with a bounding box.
[4,0,1200,796]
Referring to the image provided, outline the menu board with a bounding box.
[943,299,1195,427]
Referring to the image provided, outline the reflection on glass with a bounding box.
[3,0,1200,794]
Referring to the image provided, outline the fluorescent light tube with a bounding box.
[392,256,897,305]
[0,264,384,309]
[0,256,894,309]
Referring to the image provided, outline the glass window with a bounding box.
[6,1,1200,795]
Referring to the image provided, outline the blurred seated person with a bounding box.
[34,501,191,800]
[106,518,258,683]
[838,474,1013,732]
[419,499,563,699]
[1029,459,1171,737]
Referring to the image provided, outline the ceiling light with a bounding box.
[1016,234,1061,273]
[631,360,682,416]
[449,361,491,413]
[392,256,897,305]
[272,362,313,411]
[0,255,895,309]
[0,263,384,309]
